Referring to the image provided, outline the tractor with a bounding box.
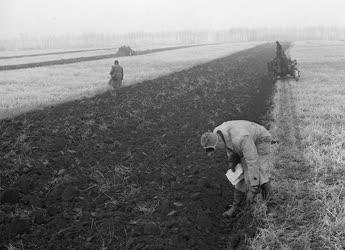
[268,41,300,81]
[116,45,136,56]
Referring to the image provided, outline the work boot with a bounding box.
[261,182,272,200]
[223,189,245,218]
[261,182,277,216]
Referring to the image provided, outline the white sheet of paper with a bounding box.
[225,164,244,185]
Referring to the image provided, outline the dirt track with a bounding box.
[0,43,277,249]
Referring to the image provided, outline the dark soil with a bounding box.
[0,44,207,71]
[0,43,277,249]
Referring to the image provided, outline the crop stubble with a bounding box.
[0,44,275,249]
[251,41,345,249]
[0,45,207,70]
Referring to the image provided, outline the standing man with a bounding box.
[275,41,283,59]
[275,41,289,76]
[200,120,272,217]
[109,60,124,90]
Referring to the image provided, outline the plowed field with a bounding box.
[0,43,276,249]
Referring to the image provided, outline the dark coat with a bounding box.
[109,64,124,89]
[110,64,123,80]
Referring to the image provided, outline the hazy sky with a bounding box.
[1,0,345,38]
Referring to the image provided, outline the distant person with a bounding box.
[276,41,283,58]
[275,41,289,76]
[200,120,272,217]
[109,60,123,90]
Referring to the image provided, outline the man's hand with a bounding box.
[246,186,259,205]
[228,161,236,172]
[228,152,241,172]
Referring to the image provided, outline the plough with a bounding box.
[268,41,300,81]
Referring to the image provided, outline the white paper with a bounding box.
[225,164,244,186]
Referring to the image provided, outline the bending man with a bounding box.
[200,120,272,217]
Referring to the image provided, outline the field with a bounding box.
[251,41,345,249]
[0,42,261,120]
[0,48,110,58]
[0,45,209,71]
[0,48,119,66]
[0,43,190,59]
[0,43,276,249]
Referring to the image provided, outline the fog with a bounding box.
[1,0,345,39]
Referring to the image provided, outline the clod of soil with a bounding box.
[0,189,21,204]
[22,194,43,207]
[32,210,47,225]
[143,222,159,235]
[158,199,170,215]
[8,218,31,237]
[17,176,35,194]
[47,184,64,201]
[57,169,66,176]
[190,192,202,200]
[0,210,9,224]
[47,205,62,216]
[61,186,80,201]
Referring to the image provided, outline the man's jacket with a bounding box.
[110,64,123,80]
[213,120,271,187]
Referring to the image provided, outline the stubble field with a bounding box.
[0,42,195,61]
[0,43,276,249]
[0,48,119,66]
[251,41,345,249]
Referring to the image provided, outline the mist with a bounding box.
[2,0,345,38]
[1,0,345,50]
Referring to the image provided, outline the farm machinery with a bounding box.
[268,41,300,81]
[116,45,136,56]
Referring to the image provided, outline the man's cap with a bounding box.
[200,132,218,149]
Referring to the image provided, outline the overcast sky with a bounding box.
[1,0,345,38]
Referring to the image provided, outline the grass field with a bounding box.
[251,41,345,249]
[0,42,261,119]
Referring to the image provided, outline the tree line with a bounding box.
[1,27,344,51]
